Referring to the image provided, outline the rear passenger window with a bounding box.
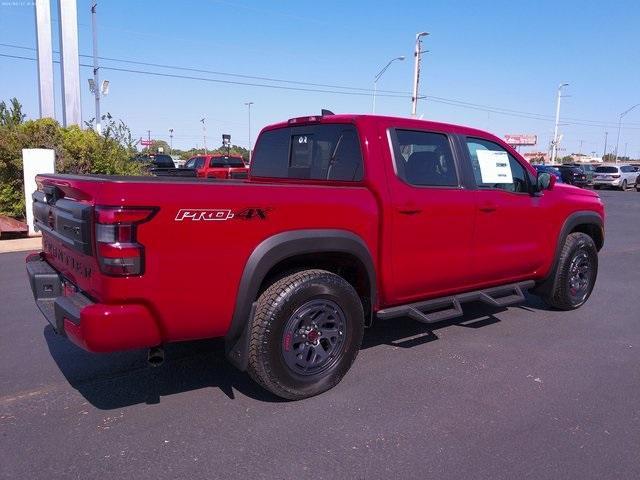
[465,138,529,193]
[251,125,363,181]
[392,130,458,187]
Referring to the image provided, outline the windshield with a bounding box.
[595,166,618,173]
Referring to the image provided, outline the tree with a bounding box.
[0,99,146,218]
[0,98,25,128]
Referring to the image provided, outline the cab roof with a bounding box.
[264,113,500,140]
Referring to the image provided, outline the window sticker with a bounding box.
[476,150,513,184]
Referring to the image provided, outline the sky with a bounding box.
[1,0,639,158]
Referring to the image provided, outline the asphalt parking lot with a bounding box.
[1,190,639,480]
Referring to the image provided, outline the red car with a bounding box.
[27,113,604,399]
[183,154,249,179]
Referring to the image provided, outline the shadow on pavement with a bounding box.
[44,325,283,409]
[44,295,549,410]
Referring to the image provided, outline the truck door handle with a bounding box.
[397,207,423,215]
[479,204,497,213]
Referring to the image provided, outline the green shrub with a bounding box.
[0,98,144,217]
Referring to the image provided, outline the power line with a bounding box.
[2,50,639,131]
[4,41,639,127]
[0,42,408,95]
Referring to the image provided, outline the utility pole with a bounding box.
[578,139,584,156]
[603,131,608,160]
[90,1,101,133]
[146,130,151,153]
[244,102,254,162]
[168,128,174,153]
[551,83,569,164]
[614,103,639,163]
[200,117,207,154]
[411,32,429,116]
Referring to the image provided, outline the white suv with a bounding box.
[593,164,638,190]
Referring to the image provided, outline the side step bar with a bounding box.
[376,281,534,325]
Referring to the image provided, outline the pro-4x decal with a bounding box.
[175,208,270,222]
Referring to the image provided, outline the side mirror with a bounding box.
[536,172,555,191]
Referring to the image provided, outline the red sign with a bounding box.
[504,134,537,146]
[140,139,153,146]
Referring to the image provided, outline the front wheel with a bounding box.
[247,269,364,400]
[539,232,598,310]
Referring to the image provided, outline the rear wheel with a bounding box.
[540,232,598,310]
[247,269,364,400]
[620,180,627,191]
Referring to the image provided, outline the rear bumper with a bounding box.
[26,253,161,352]
[593,179,620,186]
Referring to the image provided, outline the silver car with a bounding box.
[593,164,638,190]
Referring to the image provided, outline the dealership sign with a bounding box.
[504,134,537,146]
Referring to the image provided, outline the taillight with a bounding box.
[612,174,621,178]
[95,206,157,276]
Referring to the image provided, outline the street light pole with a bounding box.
[411,32,429,117]
[614,103,639,163]
[244,101,254,162]
[372,56,404,113]
[168,128,174,153]
[200,117,207,154]
[90,1,100,133]
[551,82,569,164]
[603,131,608,160]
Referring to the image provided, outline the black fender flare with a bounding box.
[533,210,604,295]
[225,229,377,370]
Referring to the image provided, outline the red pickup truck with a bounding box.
[182,154,249,179]
[27,113,604,400]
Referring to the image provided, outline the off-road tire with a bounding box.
[247,269,364,400]
[540,232,598,310]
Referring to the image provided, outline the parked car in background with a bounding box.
[567,163,597,185]
[132,153,176,174]
[556,165,588,188]
[170,155,185,168]
[152,154,250,179]
[184,154,249,179]
[534,164,563,183]
[593,164,638,190]
[632,165,640,191]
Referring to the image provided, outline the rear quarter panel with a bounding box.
[94,180,379,342]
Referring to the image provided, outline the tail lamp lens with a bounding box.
[95,206,156,276]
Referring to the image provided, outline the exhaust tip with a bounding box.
[147,346,165,367]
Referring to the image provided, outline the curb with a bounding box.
[0,237,42,254]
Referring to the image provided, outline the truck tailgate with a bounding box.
[32,181,101,299]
